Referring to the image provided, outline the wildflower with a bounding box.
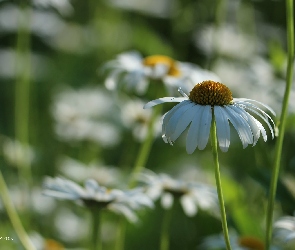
[30,232,64,250]
[200,231,278,250]
[43,177,154,222]
[120,98,161,141]
[51,86,121,147]
[58,156,122,186]
[102,51,219,95]
[32,0,74,16]
[138,170,218,217]
[273,216,295,249]
[196,24,256,60]
[1,136,35,168]
[144,80,275,154]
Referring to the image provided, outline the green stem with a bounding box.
[265,0,294,249]
[0,171,36,250]
[90,209,102,250]
[115,217,126,250]
[128,105,161,188]
[15,4,32,184]
[210,117,232,250]
[160,206,173,250]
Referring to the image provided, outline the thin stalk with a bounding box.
[265,0,294,249]
[160,206,173,250]
[210,117,232,250]
[15,3,32,184]
[114,217,126,250]
[0,171,36,250]
[128,105,161,188]
[90,209,102,250]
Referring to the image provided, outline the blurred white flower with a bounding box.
[29,232,65,250]
[120,98,161,141]
[1,136,35,168]
[102,51,220,95]
[200,231,277,250]
[0,4,66,38]
[58,156,122,186]
[138,170,218,217]
[0,185,56,214]
[51,86,121,147]
[43,177,154,222]
[0,49,50,81]
[273,216,295,249]
[196,24,258,60]
[54,208,88,242]
[106,0,175,18]
[33,0,74,16]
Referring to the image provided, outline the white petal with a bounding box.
[214,106,230,152]
[144,97,187,109]
[180,195,197,217]
[165,102,195,137]
[105,69,121,90]
[197,105,212,150]
[170,104,199,141]
[233,98,276,116]
[161,193,173,209]
[186,106,205,154]
[253,117,267,142]
[230,106,261,146]
[242,105,275,139]
[224,106,253,148]
[109,203,137,223]
[162,100,192,139]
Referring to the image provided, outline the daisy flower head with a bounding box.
[273,216,295,249]
[43,177,154,223]
[102,51,220,95]
[138,170,218,217]
[144,80,276,154]
[200,231,278,250]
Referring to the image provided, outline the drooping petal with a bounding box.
[224,106,253,148]
[105,69,122,90]
[162,101,191,139]
[165,102,195,137]
[143,97,187,109]
[180,195,198,217]
[214,106,230,152]
[186,106,205,154]
[197,105,212,150]
[253,117,267,142]
[242,105,275,139]
[170,104,200,141]
[161,192,174,209]
[230,106,261,146]
[233,98,276,116]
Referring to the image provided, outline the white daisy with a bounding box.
[58,156,122,186]
[43,177,154,223]
[1,136,35,168]
[102,51,220,95]
[144,80,276,154]
[120,98,162,141]
[200,231,278,250]
[51,86,121,147]
[138,170,218,217]
[273,216,295,249]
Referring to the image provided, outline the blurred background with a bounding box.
[1,0,295,249]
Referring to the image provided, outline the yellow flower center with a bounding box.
[142,55,181,77]
[45,239,64,250]
[189,80,233,106]
[238,236,265,250]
